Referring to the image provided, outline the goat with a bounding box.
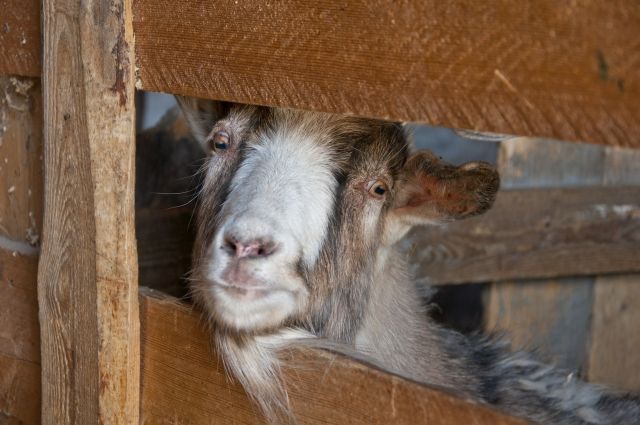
[176,96,640,425]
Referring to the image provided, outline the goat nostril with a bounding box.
[222,233,277,259]
[222,235,238,255]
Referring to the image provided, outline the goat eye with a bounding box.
[210,131,230,152]
[367,179,388,199]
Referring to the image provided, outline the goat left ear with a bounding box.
[391,151,500,226]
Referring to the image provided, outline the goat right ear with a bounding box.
[391,150,500,227]
[175,96,228,148]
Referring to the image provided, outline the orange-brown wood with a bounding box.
[0,249,40,425]
[133,0,640,148]
[0,0,41,77]
[0,75,42,425]
[0,76,43,245]
[140,289,530,425]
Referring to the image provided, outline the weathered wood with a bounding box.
[38,0,139,423]
[486,139,640,388]
[133,0,640,148]
[140,289,529,425]
[0,249,40,425]
[587,147,640,392]
[485,278,593,370]
[0,248,39,365]
[0,74,42,425]
[405,186,640,285]
[483,137,603,373]
[0,76,43,245]
[0,354,40,425]
[0,0,41,77]
[588,275,640,392]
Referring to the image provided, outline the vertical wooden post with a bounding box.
[38,0,139,423]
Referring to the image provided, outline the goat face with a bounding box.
[178,97,499,336]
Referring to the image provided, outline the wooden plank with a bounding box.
[483,137,603,373]
[133,0,640,148]
[0,248,39,364]
[485,278,593,370]
[0,76,43,245]
[0,74,42,425]
[0,249,40,425]
[404,186,640,285]
[0,0,41,77]
[587,147,640,392]
[0,354,40,425]
[38,0,139,423]
[139,289,529,425]
[588,275,640,392]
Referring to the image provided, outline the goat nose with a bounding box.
[223,233,277,259]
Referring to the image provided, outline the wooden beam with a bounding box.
[404,186,640,285]
[38,0,139,423]
[0,0,41,77]
[133,0,640,148]
[140,289,529,425]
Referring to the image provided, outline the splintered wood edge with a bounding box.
[139,289,530,425]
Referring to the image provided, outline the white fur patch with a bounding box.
[205,115,338,331]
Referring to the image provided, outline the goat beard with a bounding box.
[214,327,323,424]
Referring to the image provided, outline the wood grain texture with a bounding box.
[484,137,602,375]
[0,248,39,365]
[140,290,530,425]
[404,186,640,285]
[0,249,40,425]
[38,0,139,423]
[0,354,40,425]
[133,0,640,147]
[0,76,43,246]
[588,275,640,392]
[0,74,42,425]
[587,146,640,391]
[0,0,41,77]
[485,278,593,371]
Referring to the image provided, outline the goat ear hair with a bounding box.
[392,150,500,225]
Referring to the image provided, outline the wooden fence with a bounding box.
[0,0,638,424]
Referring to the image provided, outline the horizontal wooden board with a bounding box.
[0,0,41,77]
[403,186,640,285]
[133,0,640,147]
[140,289,529,425]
